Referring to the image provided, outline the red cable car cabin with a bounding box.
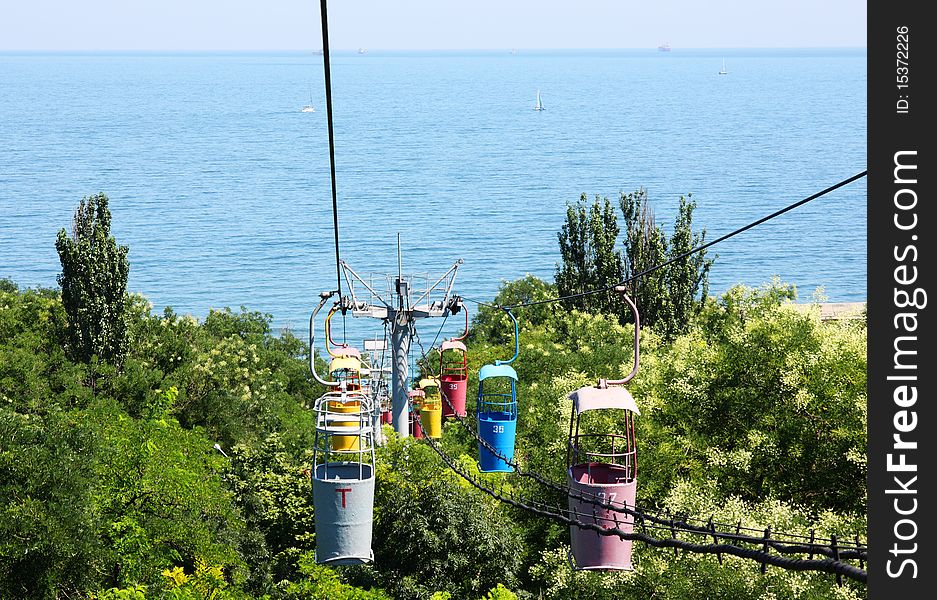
[439,340,468,417]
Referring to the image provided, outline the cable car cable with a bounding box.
[414,408,866,568]
[410,316,449,376]
[433,385,865,560]
[402,314,866,574]
[310,2,864,578]
[312,7,865,571]
[413,410,866,583]
[463,170,867,310]
[318,0,346,342]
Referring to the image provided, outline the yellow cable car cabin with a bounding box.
[418,377,442,439]
[328,352,365,451]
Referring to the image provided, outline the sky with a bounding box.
[2,1,866,51]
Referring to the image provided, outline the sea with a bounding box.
[0,48,866,345]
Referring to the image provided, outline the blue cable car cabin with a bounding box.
[476,309,520,472]
[476,364,518,472]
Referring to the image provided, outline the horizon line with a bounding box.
[1,45,867,54]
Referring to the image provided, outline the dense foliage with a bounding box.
[556,194,623,318]
[0,266,866,599]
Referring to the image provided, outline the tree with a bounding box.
[659,193,712,337]
[471,275,558,344]
[556,197,591,312]
[645,283,867,513]
[221,433,317,594]
[281,554,392,600]
[55,193,130,367]
[619,188,667,328]
[0,408,101,599]
[619,188,712,338]
[555,194,625,317]
[348,436,524,600]
[556,189,712,338]
[85,397,247,591]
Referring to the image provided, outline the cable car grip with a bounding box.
[309,291,341,387]
[494,308,519,366]
[599,286,640,388]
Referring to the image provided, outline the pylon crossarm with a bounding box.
[340,259,391,309]
[411,258,463,309]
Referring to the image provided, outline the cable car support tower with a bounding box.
[336,238,463,438]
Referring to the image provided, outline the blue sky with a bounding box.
[3,1,866,51]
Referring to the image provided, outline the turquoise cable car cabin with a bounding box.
[476,309,520,473]
[477,364,518,472]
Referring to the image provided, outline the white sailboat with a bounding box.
[302,86,316,112]
[534,89,545,111]
[718,58,728,75]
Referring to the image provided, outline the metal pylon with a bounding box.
[332,244,463,438]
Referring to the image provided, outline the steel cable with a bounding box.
[463,171,867,310]
[411,410,867,583]
[425,380,866,562]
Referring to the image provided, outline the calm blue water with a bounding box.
[0,49,866,343]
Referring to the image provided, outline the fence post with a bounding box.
[761,527,770,575]
[709,517,722,564]
[831,533,842,586]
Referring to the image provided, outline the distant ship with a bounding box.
[357,48,367,54]
[658,43,672,52]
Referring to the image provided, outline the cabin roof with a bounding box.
[478,363,518,381]
[568,385,640,415]
[441,340,467,352]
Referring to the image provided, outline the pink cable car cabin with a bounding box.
[567,385,640,570]
[439,340,468,417]
[566,286,641,571]
[380,400,393,425]
[408,388,425,439]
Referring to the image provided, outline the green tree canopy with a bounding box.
[55,193,130,367]
[555,194,624,318]
[621,189,712,338]
[556,189,713,339]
